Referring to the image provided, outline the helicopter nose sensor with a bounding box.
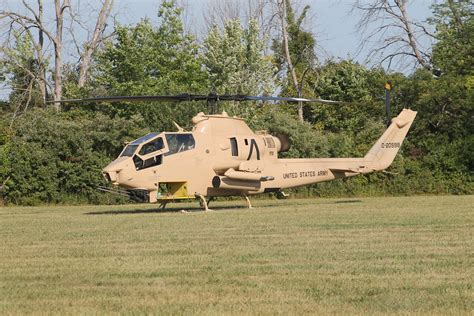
[103,163,125,185]
[103,170,120,184]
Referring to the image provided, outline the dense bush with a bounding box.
[0,109,148,205]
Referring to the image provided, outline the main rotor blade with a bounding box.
[222,95,341,104]
[48,94,341,104]
[47,94,208,104]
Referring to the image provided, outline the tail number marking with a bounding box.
[381,142,400,149]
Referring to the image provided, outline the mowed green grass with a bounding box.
[0,196,472,314]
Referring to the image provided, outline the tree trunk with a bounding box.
[396,0,430,70]
[52,0,69,110]
[37,0,47,106]
[280,0,303,122]
[53,43,62,111]
[77,0,113,88]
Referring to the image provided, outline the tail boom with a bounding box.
[268,109,417,190]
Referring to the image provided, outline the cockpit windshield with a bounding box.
[165,134,195,155]
[120,133,194,158]
[139,137,164,155]
[130,133,159,145]
[120,133,160,157]
[120,144,138,157]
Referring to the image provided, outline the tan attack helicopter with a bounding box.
[60,94,416,210]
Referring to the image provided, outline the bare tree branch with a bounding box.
[203,0,276,42]
[1,0,115,111]
[77,0,114,88]
[353,0,434,71]
[0,10,56,44]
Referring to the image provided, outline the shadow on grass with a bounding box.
[84,204,250,215]
[84,199,364,215]
[333,199,363,204]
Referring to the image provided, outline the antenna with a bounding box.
[206,92,219,114]
[384,81,392,127]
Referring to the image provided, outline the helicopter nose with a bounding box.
[103,170,120,184]
[102,165,123,185]
[102,157,130,185]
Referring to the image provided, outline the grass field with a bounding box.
[0,196,472,314]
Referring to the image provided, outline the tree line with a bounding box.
[0,0,472,205]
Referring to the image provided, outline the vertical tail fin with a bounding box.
[365,109,417,171]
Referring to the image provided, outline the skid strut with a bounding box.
[195,194,211,211]
[243,194,253,209]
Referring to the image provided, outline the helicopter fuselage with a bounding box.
[102,110,417,203]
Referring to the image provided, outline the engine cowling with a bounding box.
[259,134,290,153]
[273,134,291,152]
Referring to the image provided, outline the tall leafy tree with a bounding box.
[310,60,387,132]
[202,19,275,124]
[430,0,473,76]
[94,0,208,130]
[382,1,474,190]
[203,19,275,95]
[4,32,45,115]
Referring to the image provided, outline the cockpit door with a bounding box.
[132,135,169,171]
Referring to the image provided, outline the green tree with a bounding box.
[430,0,474,76]
[202,19,275,123]
[414,0,474,174]
[3,32,45,114]
[203,19,274,95]
[309,60,388,135]
[93,0,208,130]
[272,1,315,79]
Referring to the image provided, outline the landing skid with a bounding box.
[156,195,254,212]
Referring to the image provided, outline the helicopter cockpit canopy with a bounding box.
[119,132,195,171]
[164,133,195,155]
[120,133,160,157]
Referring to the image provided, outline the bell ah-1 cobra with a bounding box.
[58,93,416,210]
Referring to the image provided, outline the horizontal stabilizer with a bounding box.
[330,164,373,174]
[329,168,360,173]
